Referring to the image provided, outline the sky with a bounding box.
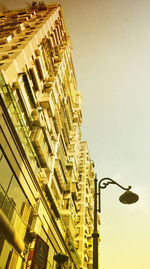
[3,0,150,268]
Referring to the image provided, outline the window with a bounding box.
[0,149,29,218]
[40,227,55,269]
[0,154,13,192]
[75,241,79,249]
[76,227,80,235]
[76,215,80,223]
[78,174,82,181]
[77,204,81,211]
[78,193,82,201]
[0,148,2,159]
[0,236,12,269]
[66,199,69,209]
[68,156,74,163]
[7,175,28,214]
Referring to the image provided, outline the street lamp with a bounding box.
[92,174,139,269]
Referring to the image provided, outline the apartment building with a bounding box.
[0,2,96,268]
[76,142,96,269]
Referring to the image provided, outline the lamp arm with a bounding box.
[98,177,131,190]
[97,177,132,212]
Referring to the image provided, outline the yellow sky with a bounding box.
[61,1,150,268]
[5,0,150,268]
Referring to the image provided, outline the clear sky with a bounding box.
[4,0,150,268]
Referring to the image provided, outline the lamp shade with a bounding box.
[119,190,139,204]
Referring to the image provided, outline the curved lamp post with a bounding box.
[92,174,139,269]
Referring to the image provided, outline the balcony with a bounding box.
[89,178,94,187]
[89,207,94,221]
[54,55,62,63]
[87,236,93,248]
[35,143,48,167]
[43,82,53,94]
[62,126,70,147]
[88,224,93,235]
[29,65,41,91]
[71,182,77,201]
[68,144,75,154]
[65,232,81,266]
[30,128,49,167]
[49,117,57,141]
[65,103,73,129]
[44,183,60,219]
[0,35,12,44]
[84,250,89,263]
[64,116,70,138]
[54,106,62,133]
[47,77,58,99]
[85,215,90,225]
[61,214,76,238]
[87,262,93,269]
[57,146,66,174]
[84,237,88,249]
[86,249,93,269]
[22,72,36,108]
[35,56,47,80]
[37,168,48,185]
[73,107,82,124]
[54,159,67,191]
[39,92,55,117]
[63,183,71,193]
[31,110,46,128]
[48,36,54,49]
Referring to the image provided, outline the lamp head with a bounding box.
[119,190,139,204]
[53,253,69,264]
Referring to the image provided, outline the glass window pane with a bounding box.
[0,235,12,269]
[1,195,16,221]
[0,148,2,159]
[40,228,47,243]
[46,261,52,269]
[7,176,27,214]
[47,242,55,268]
[0,186,5,208]
[0,155,13,192]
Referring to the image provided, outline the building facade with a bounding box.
[0,2,97,268]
